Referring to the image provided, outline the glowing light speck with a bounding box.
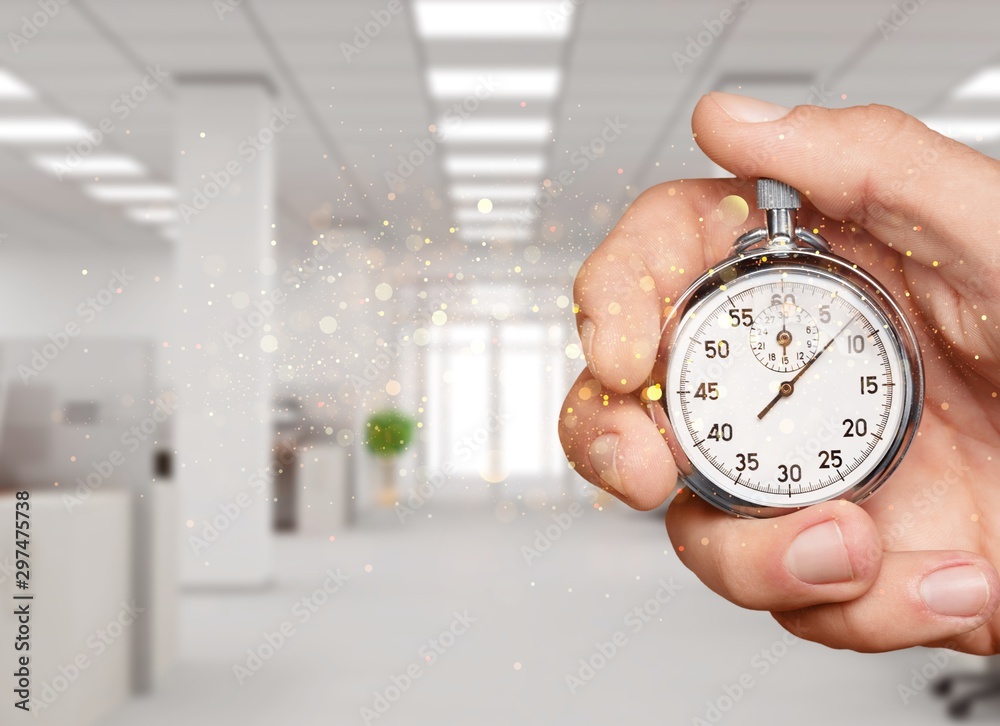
[717,195,750,226]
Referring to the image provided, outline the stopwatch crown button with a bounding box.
[757,178,801,211]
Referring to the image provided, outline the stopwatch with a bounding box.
[649,179,923,518]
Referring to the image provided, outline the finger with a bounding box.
[559,368,677,510]
[666,491,883,611]
[573,178,761,394]
[691,92,1000,295]
[774,551,1000,654]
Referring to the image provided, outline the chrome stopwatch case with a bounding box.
[650,179,924,518]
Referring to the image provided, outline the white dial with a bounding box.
[665,268,907,509]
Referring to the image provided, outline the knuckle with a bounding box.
[854,103,915,146]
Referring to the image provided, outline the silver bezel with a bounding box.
[650,245,924,518]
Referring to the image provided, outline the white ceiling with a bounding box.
[0,0,999,271]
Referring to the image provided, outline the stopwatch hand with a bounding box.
[756,314,859,419]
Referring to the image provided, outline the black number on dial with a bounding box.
[818,450,843,469]
[704,340,730,358]
[694,382,719,400]
[707,423,733,441]
[843,418,868,437]
[728,309,753,327]
[735,452,759,471]
[777,464,802,483]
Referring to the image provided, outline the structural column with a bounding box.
[171,80,277,586]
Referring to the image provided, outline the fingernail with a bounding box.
[785,520,853,585]
[589,433,622,495]
[920,565,990,618]
[709,92,791,123]
[580,317,596,373]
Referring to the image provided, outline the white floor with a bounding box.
[100,500,999,726]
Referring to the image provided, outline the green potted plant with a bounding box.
[364,410,415,506]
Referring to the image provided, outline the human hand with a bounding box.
[559,92,1000,654]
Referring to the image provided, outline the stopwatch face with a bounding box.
[655,249,922,518]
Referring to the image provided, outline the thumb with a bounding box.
[691,92,1000,295]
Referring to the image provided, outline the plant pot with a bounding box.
[377,456,398,507]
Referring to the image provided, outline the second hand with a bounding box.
[757,312,861,420]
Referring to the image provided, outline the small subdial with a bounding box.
[749,302,820,373]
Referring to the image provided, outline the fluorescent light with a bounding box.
[954,68,1000,98]
[414,2,573,39]
[459,226,532,241]
[126,206,178,224]
[33,154,146,177]
[450,184,538,201]
[84,184,176,203]
[0,70,34,99]
[445,155,545,176]
[922,117,1000,142]
[0,118,91,143]
[454,207,534,222]
[439,118,550,143]
[429,68,560,99]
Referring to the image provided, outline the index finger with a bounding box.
[573,178,760,394]
[692,93,1000,296]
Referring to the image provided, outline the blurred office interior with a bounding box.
[0,0,998,724]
